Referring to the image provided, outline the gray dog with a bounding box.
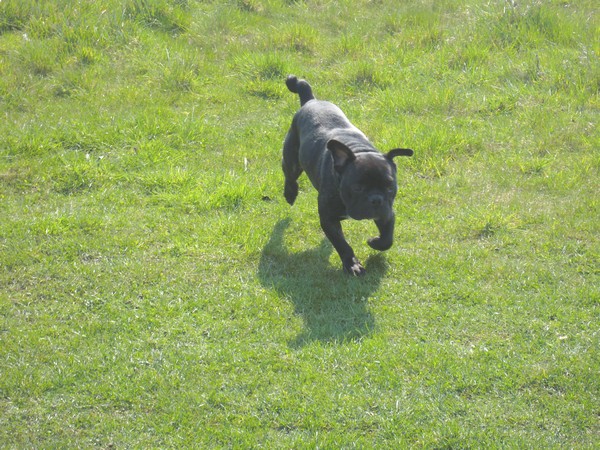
[282,75,414,275]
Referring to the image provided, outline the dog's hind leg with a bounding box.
[282,129,302,205]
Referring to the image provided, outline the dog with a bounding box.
[282,75,413,275]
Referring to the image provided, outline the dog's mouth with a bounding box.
[343,190,394,221]
[346,205,391,221]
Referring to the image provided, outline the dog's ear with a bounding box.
[327,139,356,172]
[386,148,414,160]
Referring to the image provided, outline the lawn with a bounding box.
[0,0,598,447]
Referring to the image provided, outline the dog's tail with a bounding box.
[286,75,315,107]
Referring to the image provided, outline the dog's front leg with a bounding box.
[367,215,395,251]
[319,215,365,276]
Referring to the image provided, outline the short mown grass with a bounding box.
[1,0,598,447]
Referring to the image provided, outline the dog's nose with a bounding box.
[369,195,383,207]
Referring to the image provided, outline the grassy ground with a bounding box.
[1,0,598,447]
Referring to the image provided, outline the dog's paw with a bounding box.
[367,236,392,251]
[344,257,366,276]
[284,181,298,205]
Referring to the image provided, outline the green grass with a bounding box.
[1,0,598,447]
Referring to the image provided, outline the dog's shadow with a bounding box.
[258,219,387,348]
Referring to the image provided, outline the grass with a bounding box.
[0,0,598,447]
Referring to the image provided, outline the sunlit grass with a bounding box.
[0,0,598,447]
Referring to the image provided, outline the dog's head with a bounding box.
[327,139,413,221]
